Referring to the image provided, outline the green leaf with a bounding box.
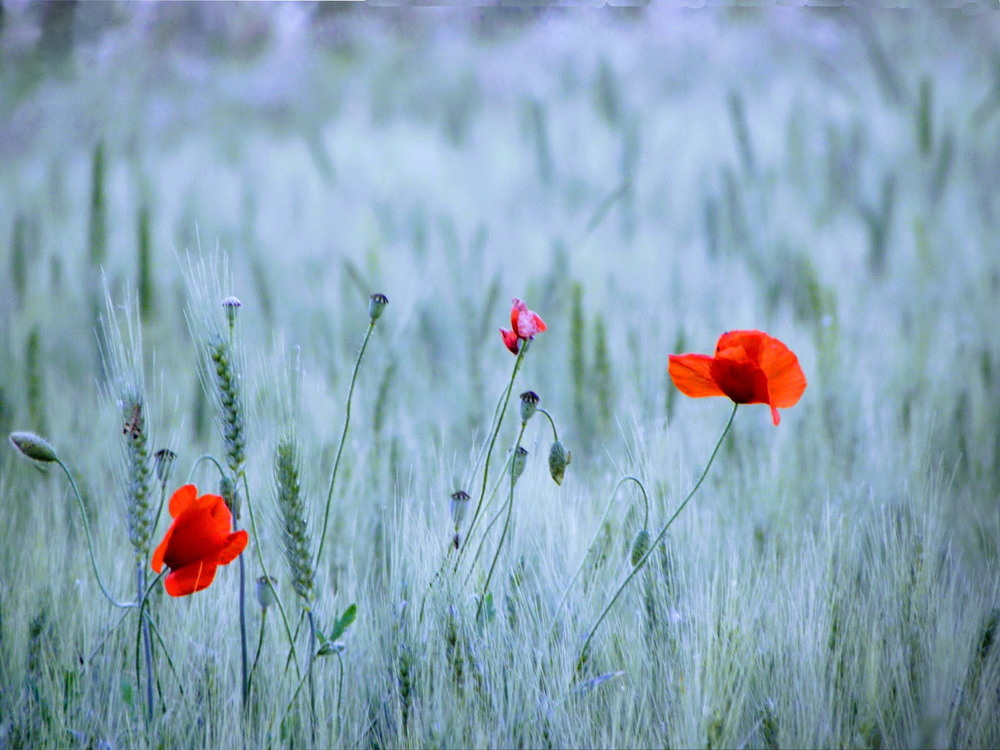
[328,603,357,643]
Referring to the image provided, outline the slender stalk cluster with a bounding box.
[275,437,315,608]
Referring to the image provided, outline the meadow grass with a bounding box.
[1,6,999,748]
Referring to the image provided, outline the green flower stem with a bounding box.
[315,320,376,570]
[548,475,648,637]
[575,403,738,674]
[462,453,516,588]
[247,607,267,700]
[55,458,136,609]
[536,407,560,442]
[134,571,163,724]
[185,454,226,485]
[454,345,527,572]
[137,566,154,724]
[475,420,528,620]
[334,648,345,732]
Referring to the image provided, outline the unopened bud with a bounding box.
[630,529,651,567]
[153,448,177,485]
[9,432,58,463]
[256,576,277,611]
[548,440,570,485]
[369,293,389,321]
[511,446,528,483]
[449,490,470,531]
[519,391,540,423]
[219,475,240,519]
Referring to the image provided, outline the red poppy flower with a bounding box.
[499,298,547,354]
[151,484,249,597]
[668,330,806,425]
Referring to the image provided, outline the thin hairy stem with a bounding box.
[185,453,227,484]
[316,320,375,570]
[536,407,560,442]
[56,458,136,608]
[575,403,738,674]
[247,608,268,700]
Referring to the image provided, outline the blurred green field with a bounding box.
[2,4,1000,748]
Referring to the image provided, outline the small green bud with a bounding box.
[548,440,570,485]
[519,390,540,423]
[219,475,240,519]
[449,490,470,531]
[256,576,277,611]
[369,293,389,321]
[630,529,651,567]
[9,431,58,463]
[511,446,528,483]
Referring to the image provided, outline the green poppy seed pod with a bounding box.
[9,432,58,463]
[548,440,570,485]
[221,296,242,329]
[153,448,177,485]
[256,575,277,611]
[519,390,540,423]
[219,475,240,519]
[369,293,389,321]
[630,529,651,567]
[449,490,471,531]
[511,446,528,483]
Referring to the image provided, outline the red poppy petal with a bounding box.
[771,405,781,426]
[668,354,725,398]
[168,484,198,519]
[164,561,219,597]
[760,338,807,408]
[204,494,235,536]
[510,299,527,331]
[161,496,230,570]
[710,357,770,404]
[216,530,249,566]
[715,330,766,364]
[500,329,520,354]
[517,310,547,338]
[151,526,173,573]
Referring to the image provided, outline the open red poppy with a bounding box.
[668,330,806,425]
[151,484,248,596]
[499,298,547,354]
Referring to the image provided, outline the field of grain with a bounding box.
[2,5,999,748]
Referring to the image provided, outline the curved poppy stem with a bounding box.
[315,320,376,572]
[548,475,648,639]
[185,453,227,485]
[55,458,136,609]
[574,403,738,675]
[454,344,527,573]
[536,407,560,443]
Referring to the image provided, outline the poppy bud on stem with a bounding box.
[9,431,58,463]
